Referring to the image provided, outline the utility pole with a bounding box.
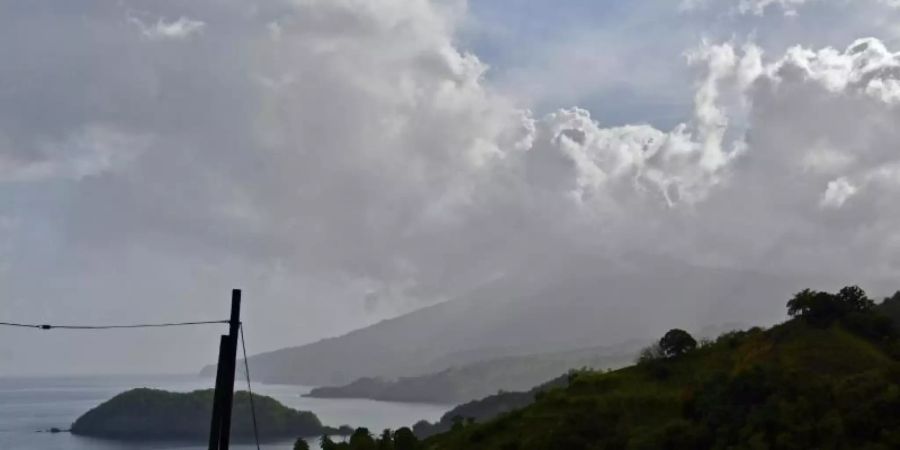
[208,289,242,450]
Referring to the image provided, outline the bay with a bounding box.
[0,374,451,450]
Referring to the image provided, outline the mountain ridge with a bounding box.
[204,257,808,386]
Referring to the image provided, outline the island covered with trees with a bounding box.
[71,388,350,442]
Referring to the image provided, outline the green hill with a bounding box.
[419,287,900,450]
[71,388,345,442]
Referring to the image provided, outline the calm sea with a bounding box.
[0,374,451,450]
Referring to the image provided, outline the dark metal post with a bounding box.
[218,289,242,450]
[208,336,229,450]
[208,289,242,450]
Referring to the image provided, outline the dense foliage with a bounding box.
[71,388,336,441]
[659,329,698,357]
[420,286,900,449]
[317,427,421,450]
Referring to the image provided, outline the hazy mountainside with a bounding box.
[422,288,900,449]
[305,343,640,404]
[70,388,346,442]
[211,256,805,386]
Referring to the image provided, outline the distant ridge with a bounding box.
[204,255,806,386]
[303,343,640,404]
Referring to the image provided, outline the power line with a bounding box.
[3,289,248,450]
[239,323,261,450]
[0,320,230,330]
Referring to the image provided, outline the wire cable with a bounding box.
[0,320,230,330]
[240,323,261,450]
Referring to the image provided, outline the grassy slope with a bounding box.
[425,321,900,450]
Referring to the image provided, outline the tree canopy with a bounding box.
[787,285,876,325]
[659,329,698,358]
[314,427,420,450]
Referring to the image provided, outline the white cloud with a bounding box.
[820,177,858,208]
[130,16,206,40]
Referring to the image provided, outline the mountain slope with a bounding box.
[213,257,805,386]
[424,318,900,449]
[304,342,639,404]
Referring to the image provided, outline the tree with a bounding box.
[884,291,900,305]
[787,286,875,326]
[838,285,875,312]
[787,288,817,318]
[294,438,311,450]
[377,429,394,450]
[393,427,420,450]
[879,291,900,323]
[349,427,376,450]
[637,342,665,364]
[659,329,697,358]
[320,435,337,450]
[451,415,465,432]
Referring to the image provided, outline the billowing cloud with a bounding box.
[3,0,900,374]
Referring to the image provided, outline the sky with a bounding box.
[4,0,900,375]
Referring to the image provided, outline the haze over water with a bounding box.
[0,375,450,450]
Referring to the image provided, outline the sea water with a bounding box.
[0,374,451,450]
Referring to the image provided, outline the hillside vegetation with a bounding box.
[410,375,568,439]
[416,286,900,450]
[71,388,345,442]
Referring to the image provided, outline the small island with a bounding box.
[71,388,347,442]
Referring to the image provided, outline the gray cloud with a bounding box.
[3,0,900,375]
